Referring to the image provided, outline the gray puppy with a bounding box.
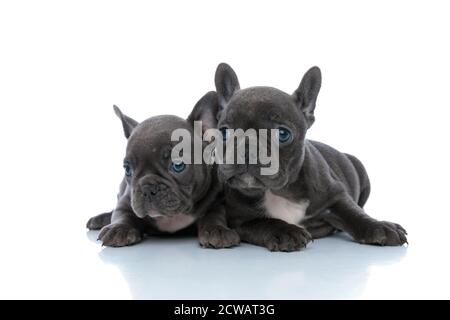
[201,63,407,252]
[86,92,240,248]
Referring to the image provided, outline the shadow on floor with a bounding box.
[86,231,407,299]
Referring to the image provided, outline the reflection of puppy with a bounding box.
[202,63,407,252]
[94,233,406,299]
[87,92,239,248]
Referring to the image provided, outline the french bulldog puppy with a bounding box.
[86,92,240,249]
[205,63,407,252]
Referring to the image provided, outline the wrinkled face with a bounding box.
[124,116,210,218]
[217,87,308,194]
[213,63,321,195]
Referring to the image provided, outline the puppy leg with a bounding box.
[98,207,144,247]
[237,218,312,252]
[86,211,112,230]
[302,213,337,239]
[197,205,240,249]
[325,195,407,246]
[307,224,336,239]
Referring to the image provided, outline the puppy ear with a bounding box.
[293,66,322,128]
[187,91,220,132]
[113,105,139,139]
[215,63,240,109]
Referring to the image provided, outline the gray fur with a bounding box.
[87,92,239,249]
[206,63,407,252]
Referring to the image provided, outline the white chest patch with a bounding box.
[153,213,196,233]
[262,191,310,225]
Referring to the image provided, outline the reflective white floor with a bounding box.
[2,0,450,301]
[85,232,411,300]
[1,218,447,299]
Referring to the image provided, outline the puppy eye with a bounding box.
[124,163,133,177]
[171,161,186,173]
[277,127,291,143]
[220,127,230,141]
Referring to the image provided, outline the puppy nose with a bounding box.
[141,184,159,198]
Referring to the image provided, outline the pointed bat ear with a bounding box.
[214,62,240,110]
[292,66,322,128]
[113,105,139,139]
[187,91,220,132]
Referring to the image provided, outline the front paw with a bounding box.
[357,221,407,246]
[199,225,240,249]
[264,224,312,252]
[98,223,142,247]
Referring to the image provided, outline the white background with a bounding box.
[1,0,449,299]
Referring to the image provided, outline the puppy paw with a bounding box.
[357,221,407,246]
[98,223,142,247]
[86,212,112,230]
[199,225,240,249]
[264,224,312,252]
[86,217,105,230]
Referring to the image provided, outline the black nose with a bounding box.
[141,184,159,198]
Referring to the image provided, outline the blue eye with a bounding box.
[171,161,186,173]
[277,127,291,143]
[124,163,133,177]
[220,127,230,141]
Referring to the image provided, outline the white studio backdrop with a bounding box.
[0,0,449,299]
